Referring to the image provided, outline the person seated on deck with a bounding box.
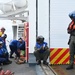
[0,41,12,65]
[34,36,50,65]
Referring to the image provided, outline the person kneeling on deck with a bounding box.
[34,36,50,65]
[9,39,21,59]
[0,41,12,65]
[9,38,25,59]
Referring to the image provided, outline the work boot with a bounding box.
[43,61,48,65]
[37,60,41,65]
[0,67,2,71]
[10,55,14,58]
[3,60,12,65]
[66,65,74,70]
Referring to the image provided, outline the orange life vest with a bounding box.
[68,20,75,30]
[67,20,75,34]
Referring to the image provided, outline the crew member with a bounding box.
[34,36,50,65]
[66,13,75,70]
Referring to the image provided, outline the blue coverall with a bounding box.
[34,42,50,61]
[18,40,25,50]
[9,40,20,57]
[0,37,7,49]
[0,47,9,63]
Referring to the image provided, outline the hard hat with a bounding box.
[36,36,44,43]
[36,36,40,42]
[0,32,2,37]
[69,13,73,19]
[39,36,44,42]
[18,37,22,40]
[69,11,75,19]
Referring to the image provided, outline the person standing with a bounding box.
[0,27,7,49]
[1,34,7,50]
[66,13,75,70]
[0,27,5,34]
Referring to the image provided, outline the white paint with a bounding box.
[28,0,36,53]
[0,0,74,53]
[50,0,75,48]
[13,0,27,8]
[28,0,49,53]
[28,0,75,52]
[38,0,49,46]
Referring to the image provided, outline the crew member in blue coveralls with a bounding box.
[34,36,50,65]
[9,38,25,58]
[9,39,20,58]
[0,41,12,65]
